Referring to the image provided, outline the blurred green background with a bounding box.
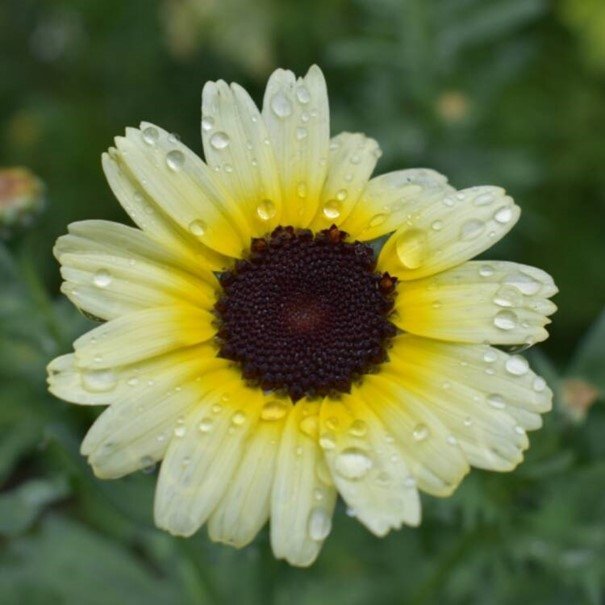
[1,0,604,603]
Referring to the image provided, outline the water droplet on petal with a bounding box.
[479,265,495,277]
[93,269,112,288]
[299,415,319,438]
[140,456,156,474]
[487,394,506,409]
[270,92,293,118]
[198,418,214,433]
[319,432,336,450]
[231,410,247,426]
[174,424,186,438]
[142,126,160,145]
[396,228,427,269]
[166,150,185,171]
[504,272,541,295]
[81,369,117,393]
[296,181,307,198]
[188,219,207,237]
[505,355,529,376]
[533,377,546,392]
[494,309,518,330]
[412,423,430,442]
[474,192,494,206]
[322,199,341,219]
[210,131,230,150]
[348,419,368,437]
[368,213,387,228]
[334,448,373,480]
[296,127,308,140]
[431,220,443,231]
[483,349,498,363]
[307,507,332,541]
[201,116,214,132]
[494,206,513,224]
[296,85,311,104]
[493,285,523,308]
[463,416,473,427]
[256,199,276,221]
[261,400,289,421]
[446,435,458,446]
[460,219,485,241]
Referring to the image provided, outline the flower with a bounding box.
[47,66,557,567]
[0,167,46,238]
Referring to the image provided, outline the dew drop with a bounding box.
[487,393,506,409]
[473,192,494,206]
[336,189,348,201]
[256,199,276,221]
[188,219,207,237]
[198,418,214,433]
[166,150,185,172]
[494,206,513,224]
[270,92,293,118]
[142,126,160,145]
[504,272,541,296]
[174,424,186,438]
[319,432,336,450]
[307,507,332,541]
[368,213,387,228]
[93,269,112,288]
[463,416,473,427]
[296,181,308,198]
[348,419,368,437]
[299,415,319,438]
[483,349,498,363]
[231,410,247,426]
[412,423,430,442]
[127,377,139,387]
[431,220,443,231]
[446,435,458,446]
[140,456,156,474]
[296,85,311,104]
[479,265,495,278]
[81,369,117,393]
[261,400,289,421]
[494,309,518,330]
[505,355,529,376]
[201,116,214,132]
[296,127,308,141]
[322,199,341,219]
[334,448,373,480]
[533,376,546,392]
[396,228,427,269]
[210,131,230,150]
[493,285,522,308]
[460,219,485,241]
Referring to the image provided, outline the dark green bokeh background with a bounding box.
[1,1,604,603]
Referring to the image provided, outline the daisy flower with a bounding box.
[47,66,557,566]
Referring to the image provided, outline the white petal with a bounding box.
[384,335,553,471]
[201,80,283,234]
[270,402,336,567]
[262,66,329,227]
[356,375,470,496]
[81,350,228,478]
[73,306,215,369]
[319,397,420,536]
[310,132,381,230]
[154,379,264,537]
[207,408,287,547]
[377,183,520,280]
[341,168,454,240]
[102,152,227,273]
[393,261,557,345]
[114,124,251,257]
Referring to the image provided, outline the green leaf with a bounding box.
[567,309,605,393]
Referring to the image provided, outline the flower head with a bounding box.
[48,66,557,566]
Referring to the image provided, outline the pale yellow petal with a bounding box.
[114,124,251,257]
[319,396,420,536]
[270,401,337,567]
[262,65,329,227]
[392,261,557,345]
[377,184,520,280]
[73,306,215,369]
[154,375,264,537]
[310,132,381,230]
[201,80,283,234]
[340,168,454,240]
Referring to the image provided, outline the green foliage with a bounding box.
[0,0,604,603]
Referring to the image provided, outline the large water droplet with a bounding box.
[81,369,117,393]
[505,355,529,376]
[412,423,430,442]
[483,349,498,363]
[479,264,495,277]
[308,507,332,541]
[493,285,523,308]
[334,448,373,480]
[256,199,276,221]
[93,269,112,288]
[231,410,247,426]
[299,415,319,438]
[198,417,214,433]
[473,192,494,206]
[270,92,293,118]
[460,219,485,241]
[210,131,230,150]
[261,400,289,421]
[322,199,341,219]
[348,419,368,437]
[494,206,513,224]
[142,126,160,145]
[319,432,336,450]
[166,150,185,172]
[533,377,546,392]
[188,219,207,237]
[494,309,518,330]
[396,229,427,269]
[504,272,541,295]
[201,116,214,132]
